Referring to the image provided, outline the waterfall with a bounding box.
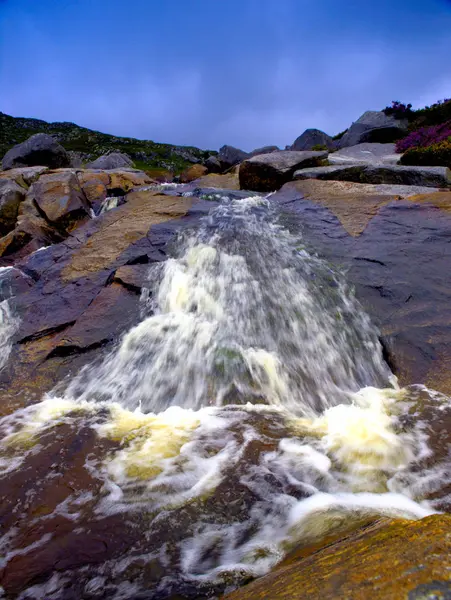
[0,194,448,599]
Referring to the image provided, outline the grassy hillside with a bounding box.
[0,111,215,174]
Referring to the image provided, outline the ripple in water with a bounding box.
[0,195,450,599]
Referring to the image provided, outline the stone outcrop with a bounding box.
[290,128,335,151]
[2,133,70,170]
[31,171,92,232]
[218,145,249,170]
[294,164,451,188]
[249,145,279,157]
[0,166,49,187]
[273,181,451,395]
[227,515,451,600]
[240,150,328,192]
[328,143,400,165]
[337,111,408,148]
[0,179,26,235]
[179,163,208,183]
[86,152,134,170]
[204,154,222,173]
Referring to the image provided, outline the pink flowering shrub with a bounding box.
[396,121,451,153]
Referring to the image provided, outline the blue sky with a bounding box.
[1,0,451,151]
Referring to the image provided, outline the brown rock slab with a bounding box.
[113,263,150,292]
[192,172,240,189]
[226,515,451,600]
[32,171,92,232]
[179,163,208,183]
[107,168,153,193]
[53,282,141,352]
[0,179,26,235]
[0,166,48,187]
[77,170,111,212]
[61,191,193,280]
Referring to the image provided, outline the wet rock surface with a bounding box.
[226,515,451,600]
[274,182,451,394]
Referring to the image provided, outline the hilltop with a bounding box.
[0,111,214,175]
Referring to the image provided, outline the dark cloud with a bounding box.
[1,0,451,150]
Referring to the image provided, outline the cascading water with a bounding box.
[65,196,390,414]
[0,194,450,600]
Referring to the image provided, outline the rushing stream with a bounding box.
[0,194,450,599]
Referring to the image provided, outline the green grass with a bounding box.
[0,111,216,174]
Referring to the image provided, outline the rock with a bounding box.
[52,283,141,353]
[240,150,328,192]
[86,152,134,170]
[227,515,451,600]
[179,164,208,183]
[0,166,48,187]
[290,129,335,151]
[188,172,240,190]
[113,264,151,292]
[249,145,280,157]
[68,151,84,168]
[272,181,451,395]
[0,266,34,300]
[61,191,193,281]
[77,170,110,214]
[338,111,408,148]
[328,143,400,166]
[2,133,70,170]
[107,169,153,193]
[204,155,222,173]
[218,145,250,170]
[31,171,92,232]
[293,164,451,188]
[0,179,26,235]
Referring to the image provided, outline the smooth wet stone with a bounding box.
[226,515,451,600]
[272,181,451,395]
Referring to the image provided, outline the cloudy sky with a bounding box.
[1,0,451,151]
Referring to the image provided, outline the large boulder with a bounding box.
[179,163,208,183]
[218,145,250,170]
[240,150,328,192]
[2,133,71,170]
[204,155,222,173]
[290,128,335,151]
[293,164,451,188]
[338,111,408,148]
[0,179,26,235]
[328,143,400,166]
[31,171,92,232]
[86,152,134,170]
[227,515,451,600]
[249,145,280,157]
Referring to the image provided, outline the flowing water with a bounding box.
[0,195,450,599]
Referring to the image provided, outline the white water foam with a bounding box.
[0,193,449,598]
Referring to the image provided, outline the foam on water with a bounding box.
[0,193,449,598]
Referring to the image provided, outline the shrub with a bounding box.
[332,129,347,141]
[383,101,414,121]
[411,98,451,129]
[396,121,451,152]
[400,138,451,168]
[311,144,328,151]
